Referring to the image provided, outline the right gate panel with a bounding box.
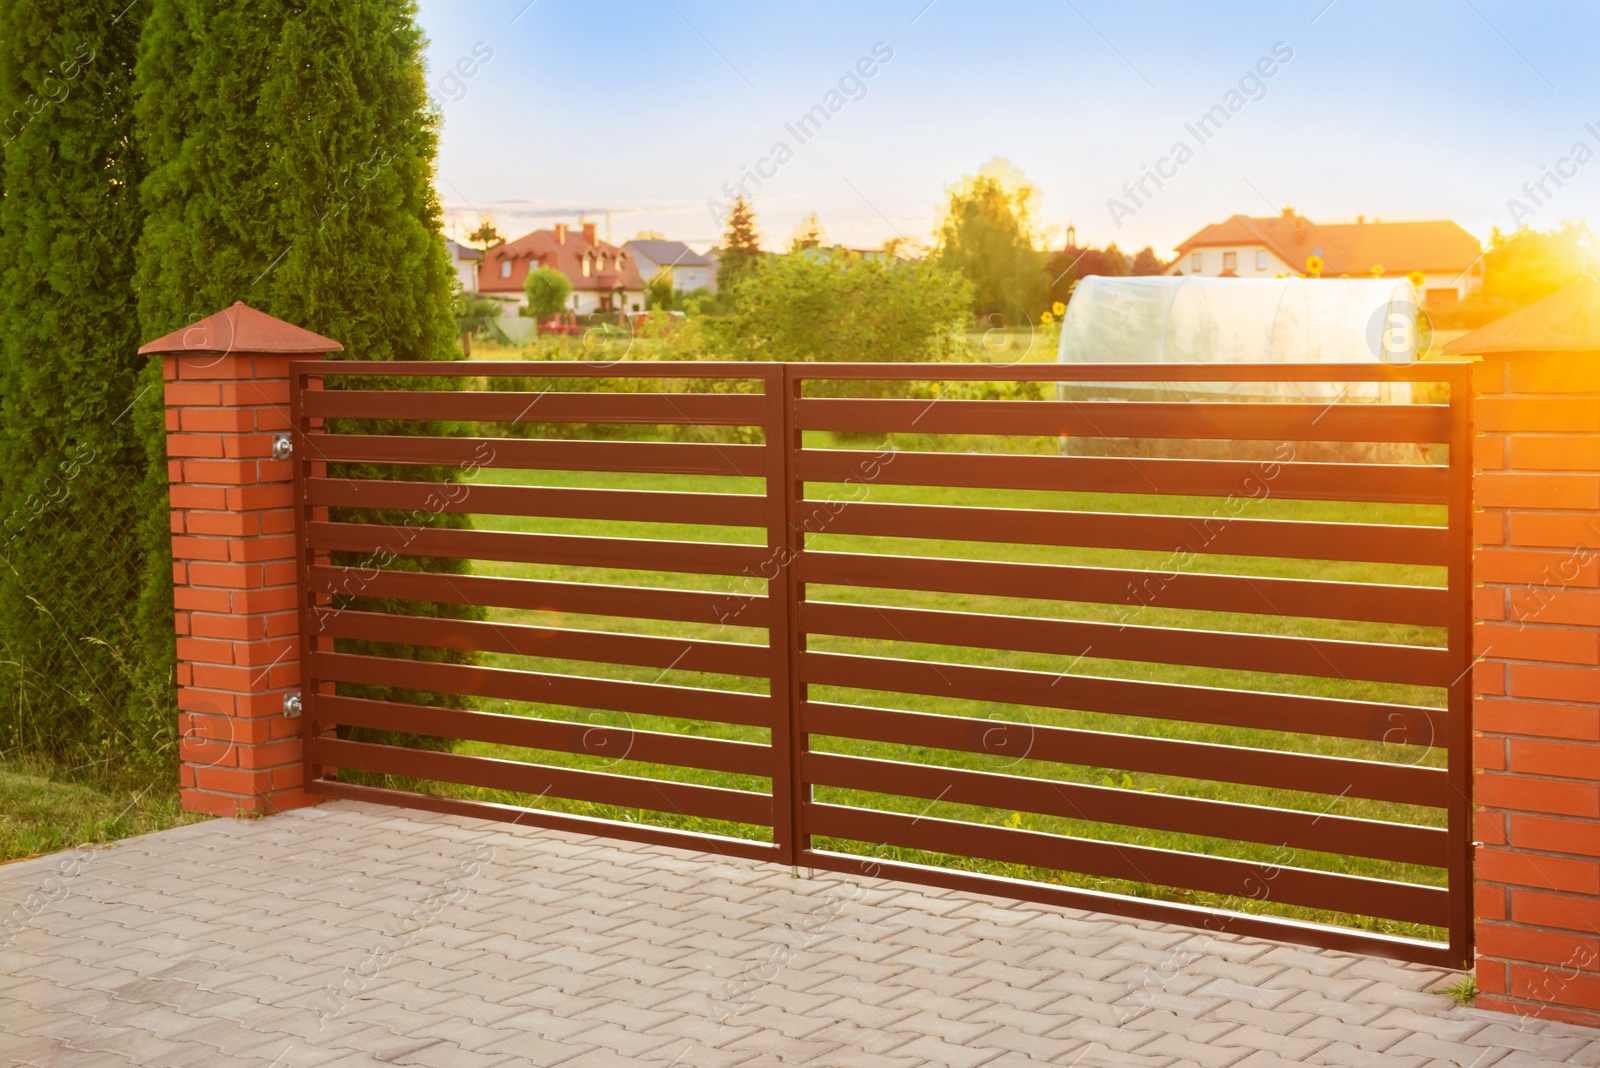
[786,362,1472,967]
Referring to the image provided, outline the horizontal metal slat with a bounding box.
[308,566,766,628]
[316,694,772,776]
[796,449,1450,505]
[316,609,771,678]
[806,501,1446,565]
[796,398,1451,443]
[305,390,766,425]
[804,804,1448,926]
[307,522,768,576]
[801,700,1446,806]
[802,652,1445,752]
[293,359,779,379]
[799,552,1448,627]
[307,478,767,527]
[292,358,1467,385]
[803,752,1447,866]
[304,434,770,477]
[312,652,773,727]
[800,601,1450,687]
[780,361,1468,384]
[315,737,773,825]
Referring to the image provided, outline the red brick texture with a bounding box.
[165,350,322,819]
[1474,350,1600,1028]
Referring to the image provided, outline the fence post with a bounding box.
[1449,274,1600,1027]
[140,302,342,818]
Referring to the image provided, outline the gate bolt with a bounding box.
[271,433,293,460]
[282,692,302,719]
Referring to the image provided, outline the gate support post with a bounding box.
[1450,275,1600,1027]
[140,303,341,818]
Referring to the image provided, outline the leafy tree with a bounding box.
[135,0,479,732]
[466,219,503,249]
[522,265,572,318]
[633,229,664,240]
[718,196,762,293]
[935,158,1047,323]
[1130,246,1166,276]
[712,250,972,366]
[1482,221,1593,307]
[1046,241,1130,305]
[0,2,154,772]
[645,269,675,312]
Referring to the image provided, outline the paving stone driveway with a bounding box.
[1,800,1596,1068]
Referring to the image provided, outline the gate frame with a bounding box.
[280,357,1474,968]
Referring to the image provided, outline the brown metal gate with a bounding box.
[289,359,1472,966]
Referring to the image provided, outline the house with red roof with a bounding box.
[478,222,646,318]
[1167,208,1483,304]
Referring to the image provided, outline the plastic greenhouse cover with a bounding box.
[1056,276,1423,400]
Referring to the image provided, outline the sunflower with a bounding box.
[1305,255,1324,276]
[1408,270,1426,288]
[1040,311,1054,324]
[1051,301,1066,317]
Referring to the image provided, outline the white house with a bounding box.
[623,240,715,293]
[445,239,482,295]
[1167,208,1484,304]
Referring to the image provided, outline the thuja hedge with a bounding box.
[0,0,475,781]
[0,3,156,774]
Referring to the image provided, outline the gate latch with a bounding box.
[271,433,293,460]
[282,692,302,719]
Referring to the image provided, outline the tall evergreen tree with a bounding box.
[717,196,762,293]
[134,0,476,726]
[0,3,157,772]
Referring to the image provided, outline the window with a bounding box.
[1256,250,1267,270]
[582,256,591,278]
[1223,251,1237,272]
[1190,252,1202,272]
[500,259,511,279]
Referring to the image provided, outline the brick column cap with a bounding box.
[140,301,345,356]
[1445,274,1600,357]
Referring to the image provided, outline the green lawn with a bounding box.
[0,758,202,864]
[336,422,1454,942]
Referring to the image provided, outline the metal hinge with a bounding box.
[271,433,293,460]
[282,692,302,719]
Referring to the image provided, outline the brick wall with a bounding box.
[1465,325,1600,1026]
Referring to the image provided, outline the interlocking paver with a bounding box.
[2,799,1596,1067]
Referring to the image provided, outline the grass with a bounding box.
[331,390,1458,943]
[1435,974,1478,1006]
[0,756,203,865]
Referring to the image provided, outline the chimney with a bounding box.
[1281,206,1294,218]
[582,222,597,245]
[1357,214,1365,224]
[555,224,567,245]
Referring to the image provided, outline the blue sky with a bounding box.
[415,0,1600,256]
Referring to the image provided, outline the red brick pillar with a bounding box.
[140,303,341,818]
[1451,276,1600,1027]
